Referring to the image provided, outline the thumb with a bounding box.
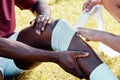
[74,51,89,58]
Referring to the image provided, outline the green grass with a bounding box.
[7,0,120,80]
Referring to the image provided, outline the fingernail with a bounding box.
[36,30,41,35]
[42,27,44,31]
[48,19,52,24]
[41,17,45,22]
[86,9,89,12]
[85,53,89,55]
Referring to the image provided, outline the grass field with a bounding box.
[7,0,120,80]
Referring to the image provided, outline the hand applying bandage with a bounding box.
[77,27,101,42]
[83,0,102,12]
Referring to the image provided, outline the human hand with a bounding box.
[30,15,53,35]
[83,0,101,12]
[57,51,89,79]
[77,27,100,42]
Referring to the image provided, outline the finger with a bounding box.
[76,52,89,58]
[77,27,85,34]
[47,18,53,24]
[35,15,43,35]
[36,23,41,35]
[83,3,88,11]
[72,51,89,59]
[73,60,86,78]
[82,0,90,11]
[30,19,35,26]
[37,20,43,34]
[40,15,45,22]
[41,16,53,31]
[41,16,49,31]
[86,2,96,12]
[77,27,85,29]
[41,23,47,31]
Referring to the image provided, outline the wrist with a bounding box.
[95,30,104,41]
[46,51,59,63]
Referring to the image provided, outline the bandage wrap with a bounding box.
[52,19,77,51]
[74,5,102,28]
[90,63,118,80]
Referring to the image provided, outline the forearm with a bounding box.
[102,0,120,22]
[31,0,51,16]
[0,38,58,63]
[96,31,120,52]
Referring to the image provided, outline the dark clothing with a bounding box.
[0,0,36,37]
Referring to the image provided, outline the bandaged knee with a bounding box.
[52,19,77,51]
[51,19,118,80]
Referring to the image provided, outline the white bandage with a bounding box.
[74,5,101,28]
[51,19,77,51]
[90,63,118,80]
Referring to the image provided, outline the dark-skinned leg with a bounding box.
[0,20,86,79]
[14,20,57,70]
[0,19,117,79]
[16,19,103,79]
[69,33,102,79]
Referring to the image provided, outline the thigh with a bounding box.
[14,20,59,70]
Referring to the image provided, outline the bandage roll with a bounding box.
[51,19,77,51]
[74,5,101,28]
[93,6,104,30]
[74,11,90,27]
[90,63,118,80]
